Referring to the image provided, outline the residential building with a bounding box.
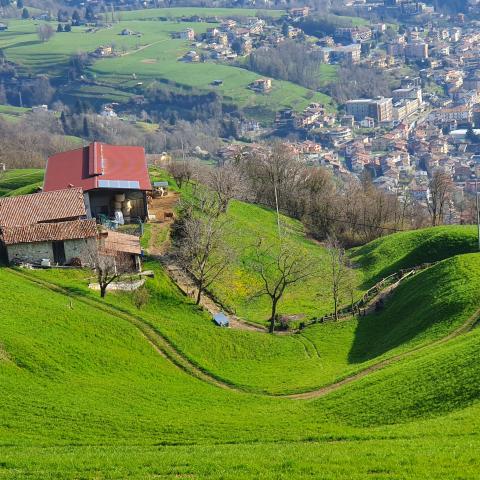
[0,188,97,266]
[346,97,393,123]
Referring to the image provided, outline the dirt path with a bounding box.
[146,192,266,333]
[287,307,480,400]
[147,192,179,256]
[119,38,168,57]
[11,269,480,401]
[160,257,266,333]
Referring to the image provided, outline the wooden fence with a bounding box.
[303,262,436,327]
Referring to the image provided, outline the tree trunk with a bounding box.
[269,298,278,333]
[196,280,203,305]
[100,285,107,298]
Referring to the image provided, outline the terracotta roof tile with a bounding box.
[0,188,86,227]
[100,230,141,255]
[1,219,97,246]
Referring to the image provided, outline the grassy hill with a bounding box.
[0,169,44,197]
[351,225,479,286]
[2,174,480,477]
[2,247,480,477]
[0,10,333,122]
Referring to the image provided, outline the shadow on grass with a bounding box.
[348,261,468,363]
[352,228,478,289]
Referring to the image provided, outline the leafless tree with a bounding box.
[326,235,350,321]
[37,24,55,42]
[178,214,232,305]
[85,242,133,298]
[427,170,453,227]
[167,159,193,189]
[202,163,246,214]
[248,238,316,333]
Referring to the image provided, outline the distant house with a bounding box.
[93,45,113,57]
[183,50,200,62]
[44,142,152,223]
[120,28,134,36]
[0,23,8,31]
[173,28,195,41]
[289,6,309,18]
[0,188,97,266]
[249,78,272,93]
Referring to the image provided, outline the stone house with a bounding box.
[0,188,97,266]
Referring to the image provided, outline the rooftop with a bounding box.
[0,188,86,228]
[44,142,152,193]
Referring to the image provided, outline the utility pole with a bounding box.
[471,162,480,252]
[476,167,480,251]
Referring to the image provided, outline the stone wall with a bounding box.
[6,238,96,265]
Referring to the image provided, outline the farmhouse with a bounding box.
[0,188,97,266]
[249,78,272,93]
[44,142,152,224]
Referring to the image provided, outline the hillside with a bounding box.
[2,241,480,477]
[0,169,44,197]
[351,225,479,286]
[0,10,333,123]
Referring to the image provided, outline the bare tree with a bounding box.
[248,238,316,333]
[326,235,350,321]
[167,159,193,189]
[85,242,133,298]
[178,214,232,305]
[427,170,453,227]
[37,24,55,42]
[202,163,245,214]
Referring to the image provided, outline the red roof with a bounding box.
[44,142,152,193]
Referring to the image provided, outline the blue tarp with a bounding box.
[213,312,230,327]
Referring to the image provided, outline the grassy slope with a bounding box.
[351,225,478,286]
[208,200,362,324]
[0,169,44,197]
[27,250,480,396]
[120,7,285,20]
[0,15,333,119]
[3,264,480,478]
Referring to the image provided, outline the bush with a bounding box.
[132,286,150,310]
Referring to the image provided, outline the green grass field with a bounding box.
[0,11,333,121]
[2,166,480,477]
[0,168,44,197]
[2,233,480,477]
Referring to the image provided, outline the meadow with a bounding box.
[0,168,44,196]
[2,240,480,477]
[0,9,333,121]
[2,170,480,477]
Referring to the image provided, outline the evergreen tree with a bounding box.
[17,0,23,9]
[21,7,29,19]
[64,24,71,32]
[57,23,64,32]
[60,111,68,133]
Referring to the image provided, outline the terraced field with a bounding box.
[0,168,44,197]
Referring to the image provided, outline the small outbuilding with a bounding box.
[213,312,230,327]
